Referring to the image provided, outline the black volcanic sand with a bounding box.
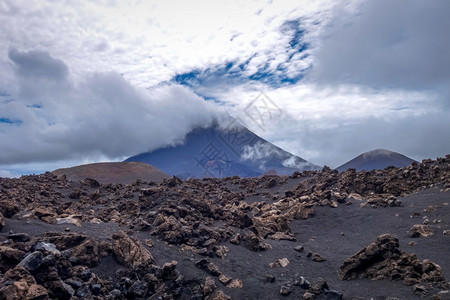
[1,159,450,299]
[1,187,449,299]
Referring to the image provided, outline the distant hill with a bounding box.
[52,162,170,184]
[336,149,417,172]
[125,122,319,179]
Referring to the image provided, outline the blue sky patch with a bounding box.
[0,118,23,125]
[27,104,42,109]
[172,19,309,93]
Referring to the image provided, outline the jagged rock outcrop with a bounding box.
[339,234,448,289]
[112,231,154,268]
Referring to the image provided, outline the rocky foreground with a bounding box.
[1,156,450,299]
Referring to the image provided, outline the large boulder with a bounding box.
[112,231,154,268]
[0,266,42,300]
[339,234,448,289]
[0,199,20,218]
[0,246,26,272]
[71,239,99,267]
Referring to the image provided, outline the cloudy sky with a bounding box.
[1,0,449,177]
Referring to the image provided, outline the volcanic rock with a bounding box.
[211,290,232,300]
[36,232,87,250]
[294,245,305,252]
[112,231,154,268]
[270,258,290,268]
[203,276,216,295]
[25,283,49,300]
[196,258,221,276]
[8,232,31,242]
[227,279,243,289]
[265,274,276,283]
[339,234,448,289]
[410,224,434,237]
[307,251,327,262]
[48,280,74,299]
[0,266,37,299]
[71,239,99,267]
[55,215,82,227]
[0,212,5,231]
[34,242,60,257]
[219,274,232,285]
[302,291,315,300]
[161,260,178,280]
[0,199,20,218]
[18,251,44,272]
[0,246,25,271]
[280,281,292,296]
[294,276,311,289]
[128,280,148,298]
[243,231,272,252]
[308,278,329,295]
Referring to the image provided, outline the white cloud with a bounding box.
[0,48,221,166]
[0,0,332,88]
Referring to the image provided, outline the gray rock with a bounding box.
[35,242,61,257]
[65,279,83,289]
[51,280,74,300]
[128,280,148,297]
[280,282,292,296]
[18,251,43,271]
[75,285,91,298]
[7,233,30,242]
[294,276,311,289]
[92,283,102,295]
[303,292,315,300]
[61,249,72,259]
[294,245,304,252]
[266,274,275,283]
[41,254,56,267]
[79,268,92,282]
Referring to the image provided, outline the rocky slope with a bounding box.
[0,155,449,299]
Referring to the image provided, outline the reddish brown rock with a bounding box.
[210,290,231,300]
[0,212,5,231]
[0,266,37,299]
[0,246,26,272]
[112,231,154,268]
[196,258,221,276]
[25,284,49,300]
[339,234,448,289]
[203,276,216,295]
[36,232,87,250]
[410,224,434,238]
[71,239,99,267]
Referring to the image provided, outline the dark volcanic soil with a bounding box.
[1,156,450,299]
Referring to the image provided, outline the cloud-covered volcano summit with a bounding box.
[125,121,318,178]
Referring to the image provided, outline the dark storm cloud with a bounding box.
[309,0,450,101]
